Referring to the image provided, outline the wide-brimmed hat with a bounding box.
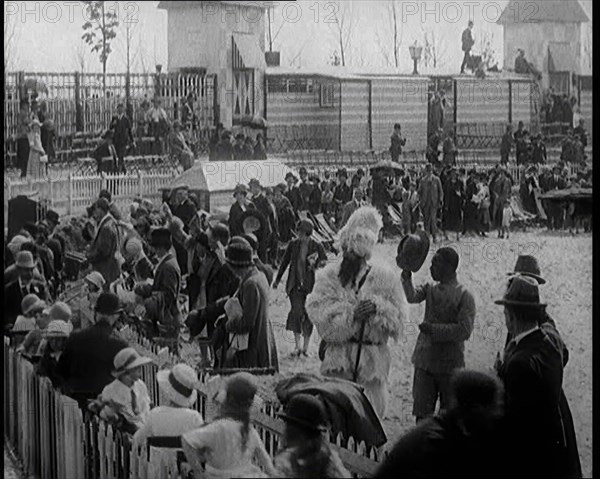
[157,364,199,407]
[85,271,106,290]
[111,347,153,378]
[46,302,72,322]
[15,251,35,269]
[495,275,546,308]
[225,238,254,267]
[278,394,329,434]
[233,184,248,197]
[8,235,29,255]
[44,320,72,338]
[21,294,46,316]
[95,292,123,315]
[507,255,546,284]
[284,172,296,182]
[396,231,430,272]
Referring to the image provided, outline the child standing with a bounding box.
[500,199,513,239]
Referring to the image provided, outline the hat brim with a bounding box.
[112,356,153,378]
[506,272,546,285]
[494,299,547,308]
[157,370,198,408]
[396,231,430,273]
[24,300,47,315]
[278,413,328,433]
[226,258,254,267]
[16,263,36,269]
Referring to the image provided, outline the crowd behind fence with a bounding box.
[4,335,384,479]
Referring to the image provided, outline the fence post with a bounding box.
[67,173,73,215]
[138,170,143,198]
[48,177,53,208]
[74,72,83,132]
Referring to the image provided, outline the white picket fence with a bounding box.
[4,170,179,220]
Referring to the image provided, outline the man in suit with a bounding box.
[273,219,327,357]
[494,275,570,479]
[284,173,302,211]
[340,188,365,228]
[228,184,255,237]
[491,169,512,234]
[110,103,135,173]
[297,167,312,211]
[333,169,353,226]
[4,251,49,329]
[148,228,182,339]
[93,130,118,174]
[248,179,273,263]
[87,198,121,289]
[544,166,568,230]
[56,292,128,409]
[460,20,474,74]
[418,164,444,242]
[170,186,196,275]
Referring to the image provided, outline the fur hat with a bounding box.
[340,206,383,238]
[338,206,382,258]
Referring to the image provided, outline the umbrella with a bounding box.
[370,160,404,172]
[22,78,49,95]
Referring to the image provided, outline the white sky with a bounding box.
[4,1,593,74]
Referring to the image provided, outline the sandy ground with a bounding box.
[266,229,592,477]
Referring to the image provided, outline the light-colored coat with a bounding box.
[306,258,408,417]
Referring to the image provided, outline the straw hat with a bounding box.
[21,294,46,316]
[15,251,35,269]
[45,302,72,322]
[85,271,106,290]
[8,235,29,255]
[494,275,546,308]
[157,364,199,408]
[111,347,153,378]
[44,320,72,338]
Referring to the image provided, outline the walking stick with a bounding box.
[352,313,368,383]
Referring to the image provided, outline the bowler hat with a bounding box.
[95,292,123,315]
[278,394,329,434]
[149,228,172,248]
[508,255,546,284]
[15,251,36,269]
[495,275,546,308]
[285,172,296,181]
[225,238,254,267]
[233,184,248,197]
[396,231,430,272]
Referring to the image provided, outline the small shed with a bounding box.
[168,160,296,214]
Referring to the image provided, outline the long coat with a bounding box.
[442,178,464,232]
[228,201,255,238]
[224,267,279,371]
[87,214,121,288]
[152,252,182,331]
[306,258,407,418]
[491,175,512,227]
[275,238,327,295]
[497,328,569,478]
[418,174,444,208]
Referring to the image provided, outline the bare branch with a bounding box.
[4,11,19,70]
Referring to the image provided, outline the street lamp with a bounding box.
[409,42,423,75]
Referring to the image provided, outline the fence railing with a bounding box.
[4,336,384,479]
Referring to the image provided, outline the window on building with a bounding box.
[320,82,335,108]
[233,69,255,119]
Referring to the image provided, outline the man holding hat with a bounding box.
[494,275,572,478]
[4,250,49,328]
[274,219,327,358]
[87,197,121,289]
[57,292,128,408]
[400,247,476,423]
[148,228,182,338]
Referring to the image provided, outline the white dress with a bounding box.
[182,418,273,478]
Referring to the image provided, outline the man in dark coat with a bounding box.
[249,179,274,262]
[531,134,547,164]
[340,188,365,228]
[56,293,128,409]
[254,133,267,160]
[284,173,302,211]
[544,166,568,230]
[216,130,233,161]
[418,164,444,242]
[389,123,406,162]
[86,198,121,289]
[500,124,514,164]
[573,119,587,150]
[233,134,247,161]
[4,251,49,329]
[333,169,353,226]
[109,103,135,173]
[228,184,256,237]
[495,275,574,479]
[221,239,279,371]
[297,167,312,211]
[374,370,505,479]
[274,184,296,243]
[307,176,322,215]
[93,130,118,174]
[148,228,182,339]
[460,21,474,73]
[170,186,196,275]
[273,220,327,357]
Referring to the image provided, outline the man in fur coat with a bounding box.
[306,206,408,418]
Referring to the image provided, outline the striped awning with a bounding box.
[232,33,266,70]
[548,43,577,72]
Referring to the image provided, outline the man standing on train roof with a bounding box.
[460,20,475,74]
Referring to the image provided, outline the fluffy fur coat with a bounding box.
[306,256,408,417]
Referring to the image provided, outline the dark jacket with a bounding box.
[531,143,547,164]
[461,28,474,52]
[172,199,196,232]
[253,141,267,160]
[497,328,567,479]
[4,278,48,328]
[285,186,302,211]
[110,115,134,147]
[374,412,504,479]
[92,141,117,173]
[87,214,121,288]
[228,201,255,238]
[275,238,327,295]
[152,252,182,330]
[56,321,128,402]
[298,182,312,211]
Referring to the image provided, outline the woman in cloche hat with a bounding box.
[132,363,204,477]
[182,372,276,478]
[274,394,350,477]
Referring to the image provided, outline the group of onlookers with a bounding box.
[15,98,56,178]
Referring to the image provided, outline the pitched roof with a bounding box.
[497,0,589,24]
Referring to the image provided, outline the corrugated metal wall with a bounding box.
[371,78,429,152]
[340,81,370,151]
[511,81,533,128]
[456,78,510,124]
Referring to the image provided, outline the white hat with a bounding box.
[44,320,72,338]
[338,206,383,259]
[85,271,106,290]
[157,364,199,408]
[111,347,153,378]
[8,235,29,255]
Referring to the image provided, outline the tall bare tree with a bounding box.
[421,28,448,70]
[477,28,498,69]
[328,2,357,67]
[266,4,286,52]
[73,38,90,73]
[583,26,592,71]
[376,0,402,68]
[4,12,19,71]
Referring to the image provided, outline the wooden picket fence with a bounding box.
[4,335,385,479]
